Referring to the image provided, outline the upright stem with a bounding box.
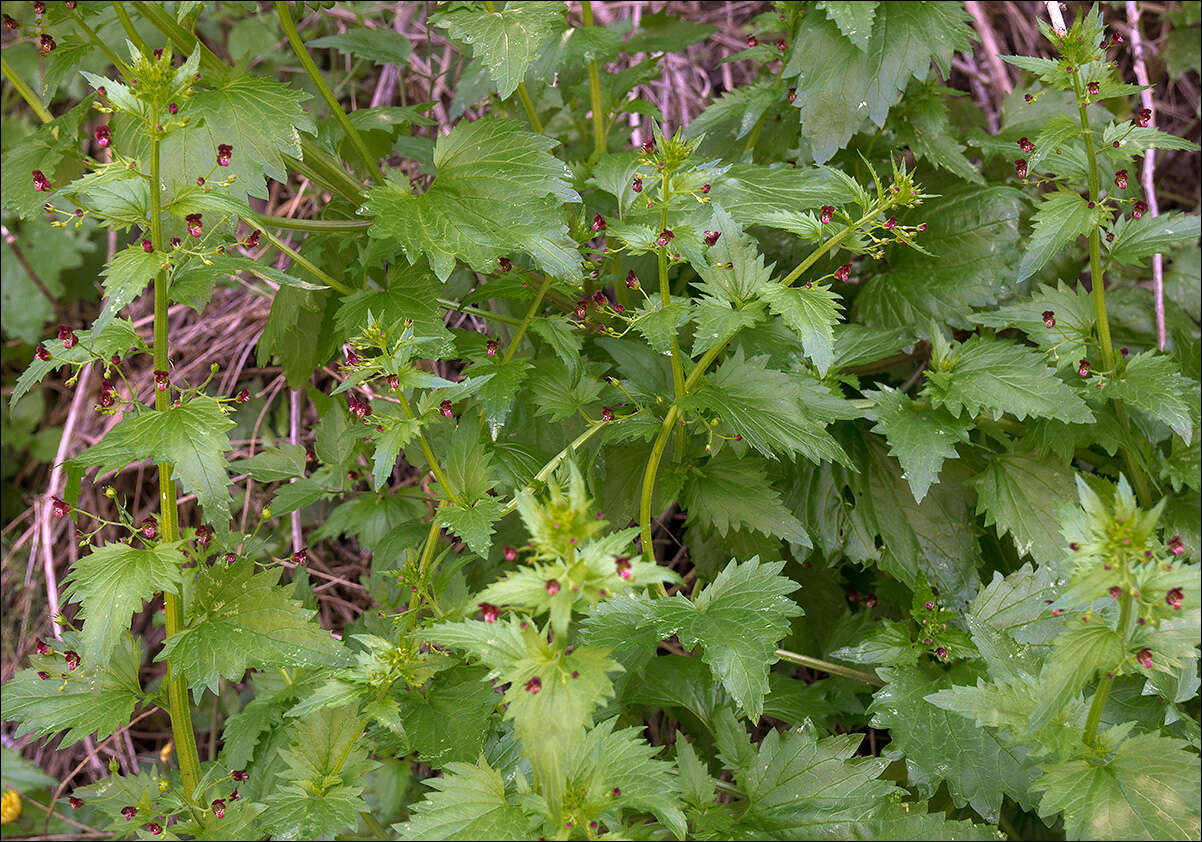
[1082,592,1132,746]
[66,6,127,78]
[581,1,606,158]
[498,422,608,517]
[502,275,552,364]
[1,55,53,123]
[150,113,202,803]
[396,393,463,507]
[657,171,687,461]
[1074,74,1154,506]
[275,1,378,181]
[112,2,151,56]
[639,406,678,562]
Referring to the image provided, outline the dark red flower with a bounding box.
[640,138,655,155]
[884,216,898,229]
[1024,93,1034,103]
[40,33,55,53]
[185,213,203,237]
[1166,587,1184,610]
[32,170,52,192]
[1042,310,1055,328]
[196,524,213,546]
[625,270,639,289]
[235,388,250,403]
[1168,535,1185,556]
[574,300,588,319]
[776,39,786,52]
[121,806,137,820]
[142,239,154,253]
[656,228,674,246]
[479,602,500,623]
[486,339,499,357]
[864,593,878,608]
[1114,169,1128,189]
[35,345,51,361]
[746,34,757,47]
[64,650,80,670]
[704,230,721,246]
[545,578,560,595]
[216,144,233,166]
[701,183,710,194]
[1136,648,1153,669]
[525,676,542,693]
[820,205,836,225]
[1132,200,1147,219]
[498,256,511,272]
[1078,359,1091,378]
[592,290,607,306]
[68,796,84,809]
[1109,586,1122,599]
[439,399,454,417]
[1015,159,1028,179]
[615,557,632,580]
[154,369,169,391]
[141,516,157,539]
[601,406,615,422]
[231,769,249,782]
[2,14,17,30]
[1017,137,1034,153]
[211,799,225,819]
[591,213,606,232]
[147,823,163,835]
[36,638,52,655]
[38,671,51,680]
[292,548,308,566]
[94,125,111,147]
[631,177,643,192]
[834,263,851,282]
[51,497,71,519]
[1086,81,1100,96]
[1136,107,1152,127]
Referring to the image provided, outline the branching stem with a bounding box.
[581,1,606,157]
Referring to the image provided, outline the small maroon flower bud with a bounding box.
[231,769,249,782]
[345,348,360,366]
[64,650,80,670]
[36,638,52,655]
[1017,137,1034,153]
[864,593,877,608]
[545,578,560,595]
[477,602,500,623]
[224,552,236,564]
[1119,346,1128,357]
[38,670,51,679]
[196,176,205,186]
[615,557,632,580]
[924,600,936,611]
[148,823,163,835]
[525,676,541,693]
[142,239,154,253]
[154,369,169,391]
[656,228,673,246]
[1166,587,1184,610]
[235,388,250,403]
[640,138,655,155]
[704,230,721,246]
[245,229,260,248]
[498,256,512,272]
[502,545,519,562]
[168,101,179,115]
[35,345,51,361]
[819,205,836,225]
[217,144,233,166]
[631,176,643,192]
[1132,200,1147,219]
[935,646,948,660]
[485,339,499,357]
[591,213,606,232]
[142,516,157,539]
[593,290,607,306]
[1105,231,1115,242]
[625,270,639,289]
[2,14,17,30]
[1024,93,1034,102]
[292,548,308,566]
[1042,310,1055,328]
[51,497,71,519]
[701,183,710,193]
[1136,648,1153,669]
[1086,81,1100,96]
[40,33,56,53]
[1109,586,1122,599]
[834,263,851,282]
[185,213,203,238]
[884,216,898,229]
[746,34,757,47]
[776,39,786,52]
[32,170,52,192]
[601,406,615,422]
[574,300,589,319]
[68,797,84,809]
[228,789,239,801]
[1015,159,1028,179]
[440,399,454,417]
[211,799,225,819]
[121,806,137,820]
[196,524,212,546]
[1114,169,1128,189]
[93,124,112,147]
[1078,359,1091,378]
[1136,108,1152,127]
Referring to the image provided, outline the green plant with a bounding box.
[1,2,1199,840]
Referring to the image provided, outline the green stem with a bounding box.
[361,809,390,840]
[581,1,606,157]
[396,393,463,507]
[252,212,371,234]
[741,66,787,160]
[438,298,523,327]
[502,275,552,364]
[516,82,544,134]
[639,405,678,562]
[1,55,53,123]
[499,422,608,517]
[657,171,688,461]
[1074,75,1154,506]
[1082,592,1132,746]
[257,228,355,295]
[405,509,444,629]
[150,110,202,803]
[112,2,152,56]
[275,1,378,181]
[774,649,885,686]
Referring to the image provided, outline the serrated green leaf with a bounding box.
[158,561,347,696]
[1,633,142,748]
[1034,731,1201,840]
[1107,211,1201,267]
[817,1,878,50]
[0,98,90,220]
[683,350,849,465]
[925,335,1094,424]
[865,386,969,502]
[72,395,235,530]
[438,2,564,98]
[872,665,1037,821]
[1028,622,1125,732]
[440,498,503,557]
[65,542,185,665]
[96,245,163,331]
[631,299,692,355]
[693,207,774,305]
[760,283,842,376]
[706,164,860,228]
[13,318,144,411]
[1101,352,1196,443]
[974,452,1078,567]
[229,443,308,482]
[650,558,801,720]
[527,357,604,421]
[397,666,499,768]
[970,282,1095,373]
[682,450,809,546]
[855,187,1025,330]
[395,756,534,840]
[361,118,580,280]
[1017,189,1095,282]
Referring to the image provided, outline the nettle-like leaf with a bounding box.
[15,318,146,411]
[925,334,1094,424]
[158,560,348,697]
[1033,731,1202,841]
[396,756,536,841]
[974,451,1078,567]
[864,386,970,503]
[72,395,235,530]
[1100,352,1196,443]
[970,281,1096,373]
[1,97,91,219]
[260,706,378,840]
[1,632,143,748]
[1106,211,1201,267]
[649,558,802,720]
[1017,188,1096,283]
[437,1,565,98]
[64,541,185,666]
[682,450,809,546]
[361,118,580,280]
